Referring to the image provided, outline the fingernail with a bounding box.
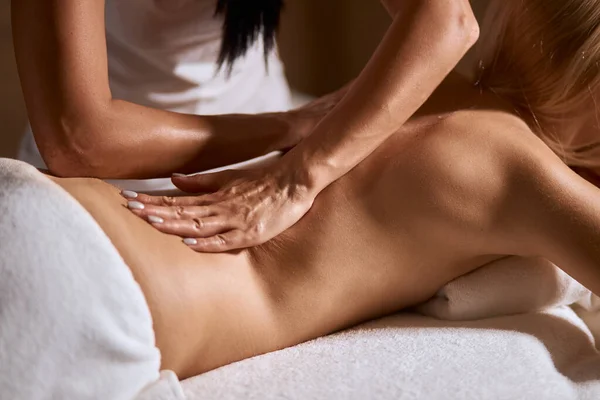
[121,190,138,199]
[127,201,145,210]
[172,173,188,178]
[148,215,164,224]
[183,238,198,246]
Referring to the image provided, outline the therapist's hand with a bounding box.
[127,162,315,252]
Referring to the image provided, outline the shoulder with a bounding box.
[410,110,578,249]
[427,109,575,184]
[415,110,557,184]
[429,110,541,155]
[436,111,600,257]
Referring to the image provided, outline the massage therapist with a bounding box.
[13,0,479,252]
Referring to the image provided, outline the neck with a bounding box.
[417,71,521,122]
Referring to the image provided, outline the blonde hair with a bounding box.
[475,0,600,168]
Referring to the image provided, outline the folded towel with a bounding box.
[417,256,591,320]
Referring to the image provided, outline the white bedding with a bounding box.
[181,308,600,400]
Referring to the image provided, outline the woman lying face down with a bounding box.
[14,0,600,383]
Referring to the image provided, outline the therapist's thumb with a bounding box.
[171,170,237,193]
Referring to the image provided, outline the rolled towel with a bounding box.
[417,256,590,321]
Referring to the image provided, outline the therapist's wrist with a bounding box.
[281,145,337,198]
[249,111,312,153]
[205,112,297,154]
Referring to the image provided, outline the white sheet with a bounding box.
[181,308,600,400]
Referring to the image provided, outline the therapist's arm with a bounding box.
[132,0,480,252]
[288,0,479,191]
[12,0,319,179]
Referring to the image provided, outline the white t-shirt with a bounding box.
[19,0,292,189]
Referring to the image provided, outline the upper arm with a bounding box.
[511,143,600,296]
[12,0,111,170]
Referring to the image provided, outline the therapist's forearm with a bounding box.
[13,0,303,180]
[48,98,295,179]
[285,0,479,192]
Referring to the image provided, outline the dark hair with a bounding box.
[215,0,285,72]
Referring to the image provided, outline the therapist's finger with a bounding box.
[148,217,236,239]
[121,191,215,207]
[172,170,239,193]
[126,202,216,220]
[182,230,247,253]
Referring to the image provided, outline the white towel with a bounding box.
[417,256,591,320]
[0,158,185,400]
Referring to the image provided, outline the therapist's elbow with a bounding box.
[457,8,480,50]
[395,0,479,52]
[38,122,111,178]
[440,1,480,51]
